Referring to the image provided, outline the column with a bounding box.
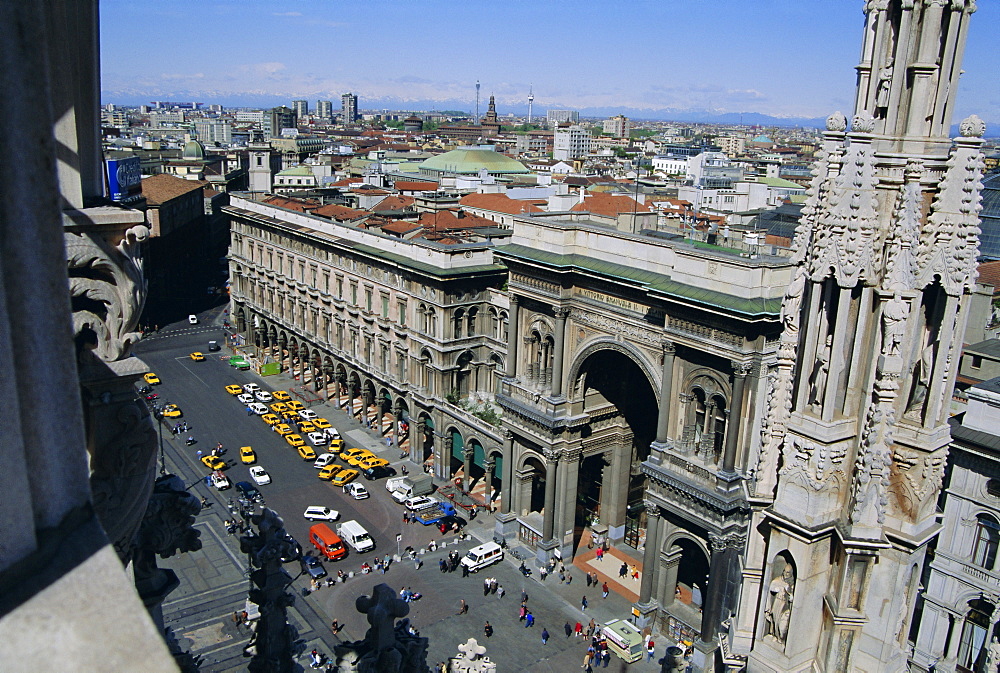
[408,417,421,463]
[654,340,676,444]
[660,545,682,608]
[638,505,662,604]
[701,533,744,645]
[462,447,474,492]
[551,308,569,398]
[700,400,716,455]
[434,432,448,480]
[483,456,496,510]
[604,449,629,540]
[542,452,559,541]
[500,431,514,515]
[558,449,581,557]
[721,362,751,475]
[507,295,520,378]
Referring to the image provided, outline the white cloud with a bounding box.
[272,11,302,17]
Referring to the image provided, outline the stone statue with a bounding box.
[809,336,832,410]
[764,562,795,645]
[450,637,496,672]
[332,583,429,673]
[357,584,411,652]
[906,342,935,415]
[780,267,807,336]
[875,59,893,109]
[984,636,1000,673]
[881,295,909,358]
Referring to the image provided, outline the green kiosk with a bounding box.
[602,618,643,663]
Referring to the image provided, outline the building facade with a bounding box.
[342,93,358,124]
[602,115,630,139]
[911,378,1000,672]
[226,194,511,498]
[292,99,308,118]
[553,125,592,161]
[547,109,579,126]
[317,99,333,120]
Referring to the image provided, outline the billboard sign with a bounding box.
[106,156,142,203]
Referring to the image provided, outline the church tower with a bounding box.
[737,2,986,671]
[248,141,274,194]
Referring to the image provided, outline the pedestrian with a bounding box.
[525,611,534,628]
[585,573,593,587]
[558,570,565,583]
[587,619,596,639]
[470,504,477,520]
[233,611,243,629]
[521,589,528,603]
[631,564,639,582]
[457,599,468,615]
[581,595,589,611]
[490,578,498,594]
[539,566,548,581]
[403,512,409,525]
[519,605,527,621]
[247,406,253,416]
[646,638,655,662]
[602,650,611,668]
[484,621,493,638]
[331,619,340,634]
[582,651,593,669]
[619,563,628,579]
[497,584,505,599]
[596,547,603,562]
[575,621,583,638]
[541,627,550,645]
[566,573,573,586]
[602,582,609,599]
[484,578,490,596]
[439,558,447,573]
[565,621,573,638]
[196,450,203,458]
[461,562,469,578]
[414,557,422,570]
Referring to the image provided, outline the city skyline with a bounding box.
[101,0,1000,123]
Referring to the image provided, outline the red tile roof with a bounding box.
[372,195,415,212]
[460,193,543,215]
[978,260,1000,290]
[417,210,495,231]
[394,180,439,192]
[570,193,650,217]
[380,220,423,235]
[141,173,204,205]
[312,204,369,221]
[329,177,363,187]
[263,195,321,212]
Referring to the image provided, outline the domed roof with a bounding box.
[419,147,529,175]
[182,139,205,160]
[978,171,1000,260]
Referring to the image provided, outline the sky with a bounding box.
[100,0,1000,123]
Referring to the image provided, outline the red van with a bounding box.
[309,524,347,561]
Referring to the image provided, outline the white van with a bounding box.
[460,542,503,573]
[336,520,375,553]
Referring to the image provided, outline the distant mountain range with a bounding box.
[102,89,998,136]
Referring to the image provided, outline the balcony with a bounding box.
[495,378,567,430]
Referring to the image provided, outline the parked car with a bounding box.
[285,434,305,448]
[272,390,291,401]
[303,506,340,522]
[298,421,317,434]
[211,471,231,490]
[239,446,256,464]
[225,384,243,395]
[248,402,268,415]
[273,424,293,436]
[313,418,333,430]
[188,314,199,324]
[298,409,318,421]
[260,413,280,426]
[286,401,304,411]
[255,391,273,403]
[248,466,271,486]
[308,431,328,446]
[313,453,338,468]
[344,483,370,500]
[301,553,327,579]
[404,496,437,511]
[242,383,261,393]
[237,393,255,405]
[331,469,359,487]
[318,464,343,481]
[297,445,317,461]
[270,402,289,414]
[162,404,182,418]
[362,465,397,481]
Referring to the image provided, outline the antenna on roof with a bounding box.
[476,81,481,125]
[527,85,534,126]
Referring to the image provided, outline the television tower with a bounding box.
[476,80,480,124]
[527,86,534,125]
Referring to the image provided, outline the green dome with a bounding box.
[182,139,205,160]
[419,147,529,175]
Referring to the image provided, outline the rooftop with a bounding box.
[141,173,204,205]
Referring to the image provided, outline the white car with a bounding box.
[391,489,409,504]
[249,466,271,485]
[243,383,261,393]
[344,483,369,500]
[323,427,341,440]
[211,472,231,490]
[298,409,318,421]
[304,506,340,522]
[404,496,437,511]
[237,393,255,405]
[308,432,328,446]
[255,391,273,403]
[249,402,268,415]
[188,314,199,324]
[313,453,337,468]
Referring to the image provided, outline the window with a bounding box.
[971,355,983,369]
[381,294,389,318]
[336,277,343,299]
[398,300,407,326]
[957,599,994,671]
[351,283,358,305]
[972,515,1000,570]
[365,289,373,312]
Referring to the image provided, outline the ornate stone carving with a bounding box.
[135,475,203,559]
[332,583,429,673]
[764,561,795,646]
[573,309,660,346]
[880,295,910,358]
[889,448,946,520]
[883,161,923,293]
[779,436,847,488]
[851,374,899,527]
[66,225,149,362]
[732,361,753,378]
[851,111,876,133]
[826,111,847,132]
[780,267,808,337]
[451,637,496,672]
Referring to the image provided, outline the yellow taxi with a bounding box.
[273,424,293,436]
[343,449,376,467]
[282,410,301,423]
[313,418,332,430]
[201,455,226,470]
[328,438,345,453]
[260,413,280,426]
[144,372,161,385]
[318,464,343,481]
[331,469,359,487]
[286,401,305,411]
[272,390,291,401]
[358,456,389,470]
[285,434,305,448]
[298,421,317,434]
[269,402,289,414]
[162,404,182,418]
[225,384,244,395]
[239,446,256,464]
[190,352,205,361]
[296,445,317,461]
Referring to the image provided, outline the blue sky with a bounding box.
[100,0,999,122]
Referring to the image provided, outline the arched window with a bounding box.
[973,514,1000,570]
[501,311,509,342]
[957,598,994,671]
[453,308,465,339]
[489,308,499,339]
[467,307,478,336]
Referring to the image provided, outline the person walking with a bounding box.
[541,627,549,645]
[525,611,534,628]
[521,589,528,603]
[581,595,589,611]
[618,563,628,579]
[484,578,491,596]
[582,651,593,669]
[585,573,593,587]
[646,638,655,662]
[457,599,468,615]
[564,621,573,638]
[602,582,609,599]
[497,584,505,599]
[574,621,583,638]
[483,621,493,638]
[519,604,527,622]
[587,618,596,639]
